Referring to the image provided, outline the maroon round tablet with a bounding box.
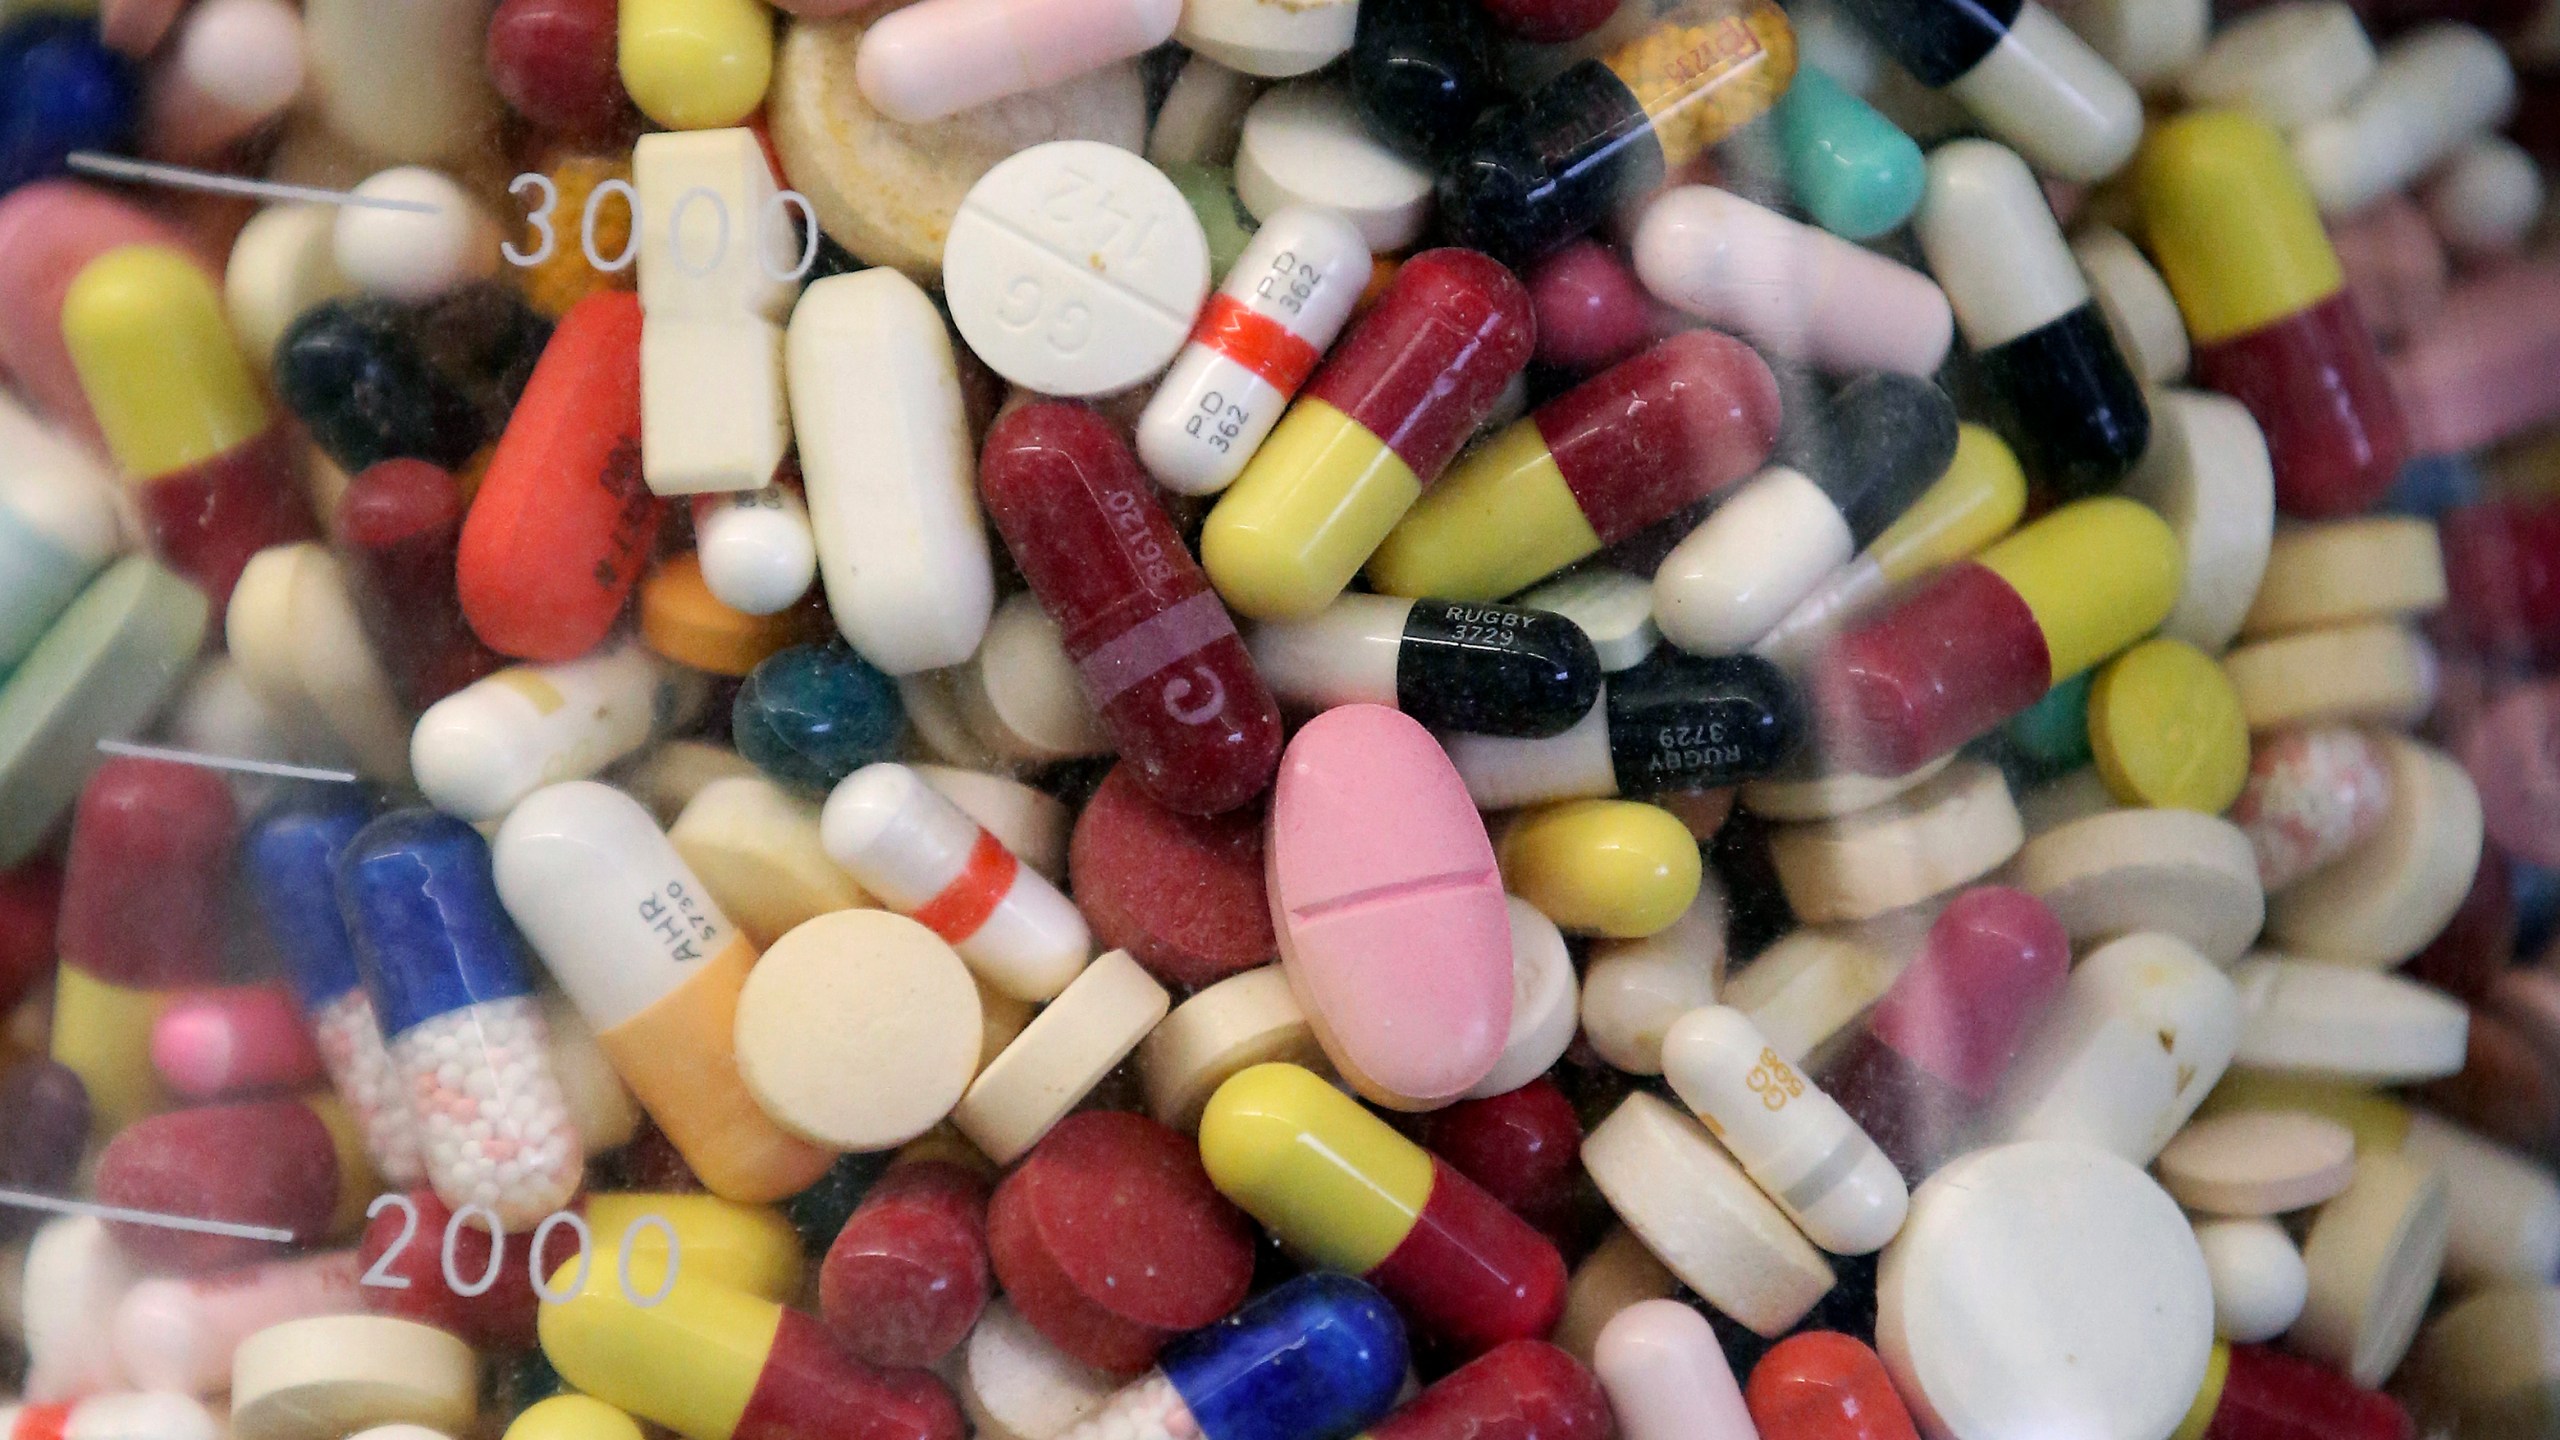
[1068,763,1274,989]
[986,1110,1255,1374]
[1416,1079,1585,1250]
[820,1159,992,1369]
[2466,679,2560,867]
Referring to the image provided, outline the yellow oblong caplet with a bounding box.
[1203,399,1423,621]
[537,1248,780,1440]
[583,1191,806,1302]
[1979,497,2182,684]
[1198,1062,1432,1275]
[1496,800,1702,940]
[1865,424,2028,586]
[1366,419,1603,602]
[619,0,775,131]
[507,1395,647,1440]
[63,245,269,482]
[2133,110,2344,347]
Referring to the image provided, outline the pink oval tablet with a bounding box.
[1269,704,1512,1111]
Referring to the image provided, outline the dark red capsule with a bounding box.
[485,0,633,140]
[1417,1079,1585,1251]
[335,458,506,709]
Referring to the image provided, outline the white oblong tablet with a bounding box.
[2156,1110,2357,1216]
[2229,954,2470,1082]
[2001,807,2264,965]
[1465,895,1581,1098]
[1992,931,2240,1165]
[2194,1217,2309,1344]
[1175,0,1354,77]
[944,140,1211,398]
[2264,734,2481,968]
[2295,1150,2450,1387]
[2071,224,2188,384]
[1717,924,1903,1068]
[1234,81,1433,252]
[733,909,984,1152]
[1768,760,2023,924]
[1877,1140,2213,1440]
[2117,389,2274,653]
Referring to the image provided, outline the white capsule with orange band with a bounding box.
[821,762,1094,1002]
[1136,206,1372,497]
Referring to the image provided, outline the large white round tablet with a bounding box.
[943,141,1209,398]
[1878,1141,2214,1440]
[1235,81,1434,251]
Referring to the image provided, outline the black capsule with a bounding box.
[1976,304,2149,498]
[1395,599,1603,737]
[1601,650,1804,793]
[274,297,488,473]
[1350,0,1502,162]
[1824,0,2019,87]
[1437,63,1666,268]
[1780,372,1962,548]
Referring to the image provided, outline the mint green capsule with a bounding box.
[1772,67,1925,241]
[1164,163,1260,284]
[2002,669,2096,779]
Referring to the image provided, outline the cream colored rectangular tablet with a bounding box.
[955,949,1171,1165]
[1768,761,2023,924]
[2000,807,2265,965]
[1719,924,1906,1067]
[2241,517,2447,639]
[2222,621,2438,733]
[670,775,871,948]
[232,1315,477,1440]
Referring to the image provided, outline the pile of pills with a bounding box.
[3,0,2560,1435]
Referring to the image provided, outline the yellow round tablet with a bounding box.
[504,1396,645,1440]
[2088,638,2251,813]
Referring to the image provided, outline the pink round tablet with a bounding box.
[1068,763,1274,990]
[1268,704,1513,1111]
[152,985,326,1100]
[2467,680,2560,868]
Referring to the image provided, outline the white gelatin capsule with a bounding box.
[787,268,997,673]
[690,487,818,615]
[1136,206,1369,496]
[2293,23,2516,216]
[822,762,1092,1002]
[1661,1005,1909,1255]
[2422,135,2545,256]
[331,167,501,304]
[855,0,1182,125]
[1938,1,2142,182]
[0,394,121,672]
[410,641,703,823]
[636,128,799,497]
[0,1393,223,1440]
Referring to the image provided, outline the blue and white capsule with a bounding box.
[337,809,583,1226]
[1054,1273,1408,1440]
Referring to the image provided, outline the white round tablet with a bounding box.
[1466,895,1580,1098]
[2193,1217,2309,1344]
[331,167,501,303]
[944,141,1211,397]
[1234,81,1434,251]
[1878,1141,2214,1440]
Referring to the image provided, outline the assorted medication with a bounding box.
[8,1,2560,1438]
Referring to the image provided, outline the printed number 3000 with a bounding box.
[358,1193,680,1308]
[504,172,820,284]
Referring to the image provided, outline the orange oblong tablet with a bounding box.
[1745,1331,1919,1440]
[1267,703,1511,1111]
[457,292,657,662]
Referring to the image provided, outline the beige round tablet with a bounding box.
[2222,621,2437,733]
[769,15,1147,283]
[2229,954,2470,1083]
[2295,1150,2450,1387]
[1579,879,1727,1074]
[735,909,983,1151]
[2000,807,2265,964]
[1718,924,1904,1066]
[956,594,1112,765]
[899,669,1011,772]
[2117,389,2275,654]
[1138,964,1325,1132]
[954,948,1170,1165]
[1742,753,1954,823]
[1551,1225,1680,1367]
[2265,734,2482,968]
[2242,518,2447,640]
[231,1316,476,1440]
[2413,1284,2560,1438]
[1768,761,2023,924]
[2073,225,2189,385]
[961,1300,1120,1440]
[915,764,1071,883]
[1581,1091,1835,1338]
[2156,1111,2357,1216]
[621,739,765,822]
[671,776,871,949]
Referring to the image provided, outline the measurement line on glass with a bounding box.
[0,1187,296,1242]
[65,153,443,213]
[97,738,359,783]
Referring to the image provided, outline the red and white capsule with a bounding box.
[821,762,1091,1002]
[1137,207,1372,497]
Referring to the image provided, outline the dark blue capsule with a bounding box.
[0,15,136,194]
[274,297,490,473]
[245,786,380,1012]
[336,809,536,1038]
[731,640,905,795]
[1162,1273,1409,1440]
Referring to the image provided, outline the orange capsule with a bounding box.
[457,291,657,662]
[1744,1332,1919,1440]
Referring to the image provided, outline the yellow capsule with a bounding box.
[2088,638,2250,813]
[49,966,169,1137]
[2194,1071,2411,1155]
[1866,424,2028,586]
[305,1092,384,1237]
[2133,110,2345,347]
[641,556,815,677]
[583,1192,805,1301]
[507,1395,647,1440]
[538,1251,780,1440]
[1202,400,1422,621]
[619,0,774,131]
[1198,1062,1434,1275]
[62,245,270,482]
[1496,800,1701,939]
[2170,1342,2229,1440]
[1978,497,2182,683]
[1363,421,1600,603]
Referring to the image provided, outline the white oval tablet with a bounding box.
[944,141,1210,397]
[2194,1217,2309,1344]
[2156,1110,2357,1216]
[1234,81,1434,251]
[1877,1140,2214,1440]
[1518,568,1659,673]
[2000,807,2265,965]
[1466,895,1581,1098]
[1175,0,1355,77]
[2230,954,2469,1083]
[2295,1150,2450,1387]
[1580,880,1729,1075]
[1718,924,1904,1068]
[2178,0,2377,129]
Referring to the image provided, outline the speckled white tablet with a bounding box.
[954,948,1170,1165]
[1878,1141,2214,1440]
[944,140,1210,397]
[2157,1111,2357,1216]
[231,1316,477,1440]
[2264,734,2481,968]
[1234,81,1433,251]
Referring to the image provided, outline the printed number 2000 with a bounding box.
[358,1193,680,1308]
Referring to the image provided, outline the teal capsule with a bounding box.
[2002,669,2096,779]
[1772,67,1925,241]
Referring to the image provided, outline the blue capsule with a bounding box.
[336,808,536,1037]
[0,15,137,194]
[1160,1274,1409,1440]
[731,640,905,794]
[245,787,379,1012]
